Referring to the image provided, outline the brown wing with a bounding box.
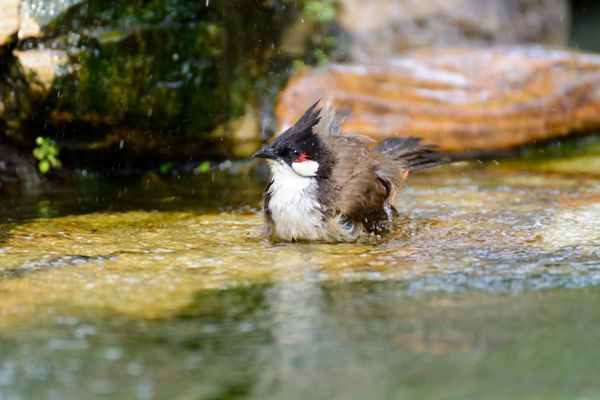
[321,135,392,223]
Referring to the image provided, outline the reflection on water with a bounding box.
[3,283,600,399]
[0,162,599,398]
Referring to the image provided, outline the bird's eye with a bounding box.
[292,149,301,157]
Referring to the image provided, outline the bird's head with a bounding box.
[252,100,332,178]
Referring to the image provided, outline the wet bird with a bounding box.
[252,100,447,242]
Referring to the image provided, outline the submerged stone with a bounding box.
[541,203,600,248]
[0,161,599,398]
[1,163,599,323]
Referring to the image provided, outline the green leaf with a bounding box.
[47,155,62,169]
[32,148,44,160]
[324,36,337,47]
[197,161,211,173]
[314,48,329,64]
[159,162,174,174]
[319,5,336,22]
[292,59,305,70]
[304,1,336,22]
[39,159,50,174]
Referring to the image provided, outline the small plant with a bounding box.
[313,48,329,65]
[294,0,338,68]
[194,160,212,174]
[159,161,174,174]
[32,137,62,174]
[292,59,306,70]
[303,0,336,23]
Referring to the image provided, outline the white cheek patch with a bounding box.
[292,160,319,177]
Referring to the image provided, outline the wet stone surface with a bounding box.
[0,160,599,399]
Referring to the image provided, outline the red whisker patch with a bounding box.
[295,152,309,163]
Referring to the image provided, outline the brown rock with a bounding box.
[276,45,600,153]
[338,0,569,61]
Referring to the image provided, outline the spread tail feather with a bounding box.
[376,137,448,172]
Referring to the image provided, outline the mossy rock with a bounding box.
[3,0,335,163]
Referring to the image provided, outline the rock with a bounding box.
[0,52,33,137]
[0,145,41,192]
[338,0,570,61]
[13,49,68,95]
[541,203,600,248]
[0,0,332,166]
[212,105,261,158]
[276,45,600,153]
[0,0,20,46]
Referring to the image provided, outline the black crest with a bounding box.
[292,99,322,131]
[283,99,322,141]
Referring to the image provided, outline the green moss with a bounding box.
[52,23,226,133]
[515,133,600,160]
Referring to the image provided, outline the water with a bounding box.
[1,161,599,399]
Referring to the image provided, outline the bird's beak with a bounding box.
[252,146,278,161]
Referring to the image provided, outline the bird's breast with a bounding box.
[266,161,326,241]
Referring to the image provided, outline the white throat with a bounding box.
[267,160,324,240]
[291,160,319,177]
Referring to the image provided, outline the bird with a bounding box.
[252,100,447,242]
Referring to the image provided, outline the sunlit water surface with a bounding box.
[1,161,599,399]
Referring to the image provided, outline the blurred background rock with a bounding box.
[0,0,599,189]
